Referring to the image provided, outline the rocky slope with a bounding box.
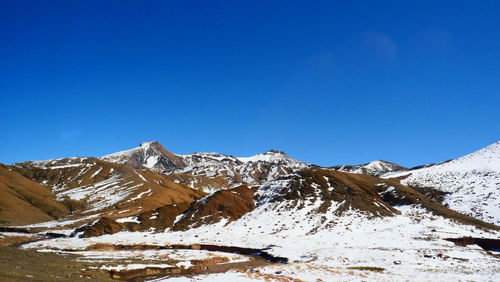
[101,142,310,192]
[101,141,186,172]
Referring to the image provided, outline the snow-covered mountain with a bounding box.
[383,141,500,225]
[101,141,186,172]
[13,140,500,226]
[22,167,500,281]
[101,142,311,191]
[3,141,500,281]
[331,160,406,176]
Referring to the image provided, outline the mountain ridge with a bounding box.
[5,140,499,226]
[2,140,499,281]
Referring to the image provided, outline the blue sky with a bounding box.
[1,1,499,167]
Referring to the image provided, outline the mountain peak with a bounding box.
[139,141,165,151]
[330,159,406,177]
[100,141,186,172]
[263,149,287,155]
[237,150,308,168]
[140,140,160,147]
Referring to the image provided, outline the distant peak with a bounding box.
[368,160,393,165]
[263,149,286,155]
[140,141,160,147]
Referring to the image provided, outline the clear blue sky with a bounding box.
[1,1,499,167]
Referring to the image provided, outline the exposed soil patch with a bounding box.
[0,227,67,245]
[0,234,43,247]
[409,185,450,203]
[445,237,500,252]
[197,244,288,263]
[0,246,113,281]
[0,227,32,234]
[133,201,191,232]
[347,266,385,272]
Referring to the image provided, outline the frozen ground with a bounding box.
[24,205,500,281]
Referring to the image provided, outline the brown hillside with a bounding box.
[10,158,205,229]
[0,164,69,225]
[173,185,256,231]
[133,201,192,231]
[257,168,498,230]
[164,173,234,192]
[81,217,126,238]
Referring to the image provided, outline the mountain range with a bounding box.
[1,141,499,281]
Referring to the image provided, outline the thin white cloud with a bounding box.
[356,32,397,62]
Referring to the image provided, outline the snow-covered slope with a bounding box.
[8,141,500,281]
[384,141,500,225]
[28,205,500,281]
[331,160,406,176]
[26,169,500,281]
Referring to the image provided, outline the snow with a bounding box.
[37,163,85,169]
[19,150,500,281]
[90,167,103,178]
[116,216,140,224]
[176,261,193,269]
[24,204,500,281]
[55,175,143,213]
[237,150,306,168]
[333,160,404,176]
[0,232,39,238]
[383,141,500,224]
[148,272,256,281]
[15,214,101,228]
[364,160,399,172]
[100,146,143,164]
[99,142,312,190]
[135,170,148,182]
[10,141,500,281]
[101,264,174,271]
[100,141,176,172]
[14,157,92,168]
[171,150,310,189]
[145,155,160,168]
[129,189,152,202]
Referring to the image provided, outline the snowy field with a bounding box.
[24,205,500,281]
